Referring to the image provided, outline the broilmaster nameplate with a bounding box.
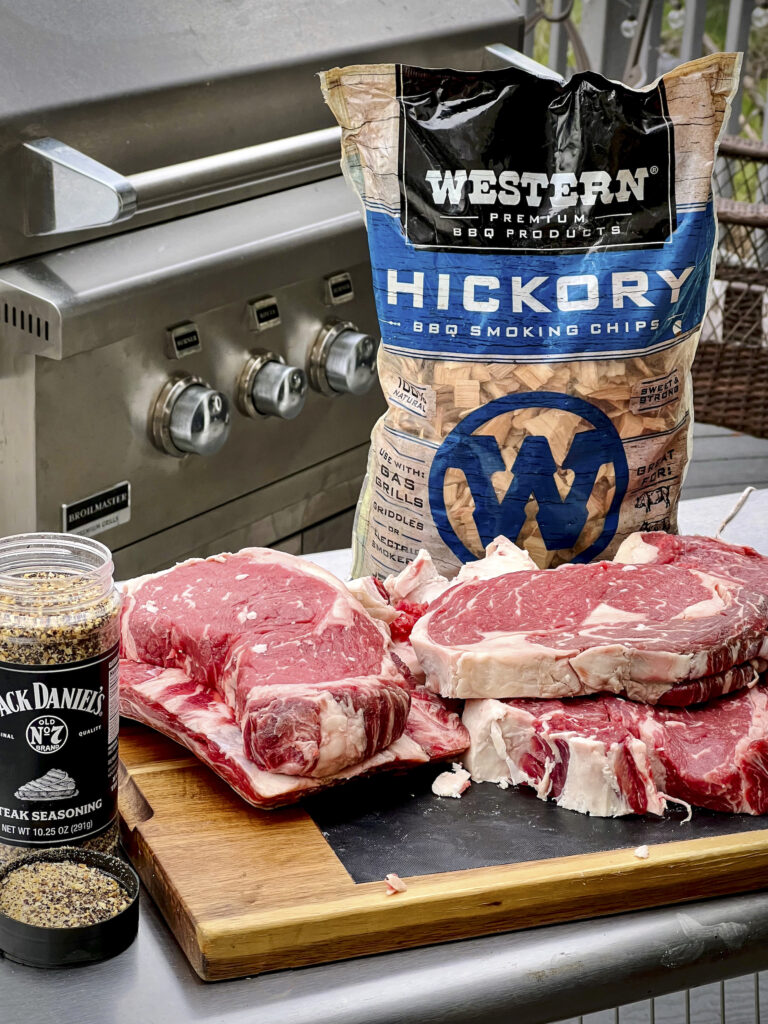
[62,482,131,538]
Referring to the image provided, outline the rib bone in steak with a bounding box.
[120,549,410,778]
[119,660,469,809]
[463,683,768,816]
[410,558,768,704]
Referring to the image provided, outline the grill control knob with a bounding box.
[309,322,379,397]
[151,375,231,458]
[237,350,307,420]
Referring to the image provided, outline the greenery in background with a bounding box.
[661,0,767,204]
[532,1,765,135]
[664,0,766,141]
[530,1,767,201]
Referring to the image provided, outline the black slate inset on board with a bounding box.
[305,766,768,884]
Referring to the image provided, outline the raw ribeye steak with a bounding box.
[463,684,768,816]
[119,660,469,809]
[120,549,410,778]
[410,559,768,703]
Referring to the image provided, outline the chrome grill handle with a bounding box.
[22,126,342,236]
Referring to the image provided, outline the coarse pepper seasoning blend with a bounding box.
[0,534,121,867]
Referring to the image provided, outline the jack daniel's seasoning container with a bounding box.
[0,534,121,867]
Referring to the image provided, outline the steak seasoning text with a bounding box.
[0,534,121,866]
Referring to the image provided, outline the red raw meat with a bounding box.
[389,601,428,643]
[463,695,664,816]
[119,660,468,809]
[655,659,766,706]
[405,687,468,759]
[120,549,409,778]
[350,538,538,685]
[411,558,768,704]
[614,532,768,591]
[463,684,768,816]
[639,692,768,814]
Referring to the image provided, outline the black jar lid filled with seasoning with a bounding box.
[0,847,139,967]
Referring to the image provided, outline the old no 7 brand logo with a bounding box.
[429,393,628,563]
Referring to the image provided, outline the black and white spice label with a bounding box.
[0,646,119,847]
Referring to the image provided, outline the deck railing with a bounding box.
[519,0,760,137]
[518,1,768,436]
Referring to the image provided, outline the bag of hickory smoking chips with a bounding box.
[320,53,740,578]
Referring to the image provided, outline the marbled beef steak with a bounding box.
[120,549,411,777]
[411,558,768,704]
[119,660,469,809]
[614,532,768,590]
[463,684,768,816]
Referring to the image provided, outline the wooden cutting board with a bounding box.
[119,722,768,981]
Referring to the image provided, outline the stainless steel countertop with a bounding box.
[3,488,768,1024]
[5,888,768,1024]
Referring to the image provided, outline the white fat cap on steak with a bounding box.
[455,536,537,583]
[345,576,399,624]
[613,533,661,565]
[384,549,452,606]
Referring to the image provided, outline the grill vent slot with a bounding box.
[3,302,50,341]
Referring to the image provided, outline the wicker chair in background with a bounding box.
[694,135,768,438]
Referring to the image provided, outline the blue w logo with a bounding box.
[429,392,628,563]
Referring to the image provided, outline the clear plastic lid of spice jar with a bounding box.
[0,534,122,865]
[0,533,119,635]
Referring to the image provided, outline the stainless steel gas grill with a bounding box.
[0,0,524,578]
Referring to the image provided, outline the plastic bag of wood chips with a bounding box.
[320,53,741,578]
